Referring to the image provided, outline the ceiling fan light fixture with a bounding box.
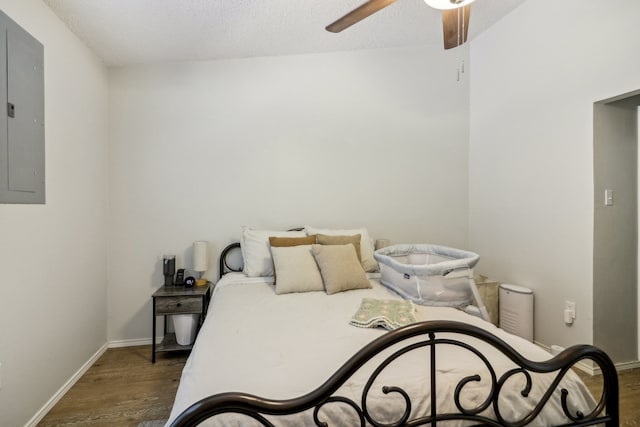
[424,0,475,10]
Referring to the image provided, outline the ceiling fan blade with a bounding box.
[326,0,398,33]
[442,4,471,49]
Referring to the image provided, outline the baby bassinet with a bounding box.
[374,244,490,322]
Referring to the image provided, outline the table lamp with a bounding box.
[193,241,208,286]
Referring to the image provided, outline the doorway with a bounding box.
[593,90,640,365]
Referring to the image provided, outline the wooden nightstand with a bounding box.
[152,282,213,363]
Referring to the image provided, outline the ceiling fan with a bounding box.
[326,0,474,50]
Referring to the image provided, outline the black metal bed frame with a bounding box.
[171,242,619,427]
[218,241,242,279]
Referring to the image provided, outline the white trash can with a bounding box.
[173,314,200,346]
[499,284,534,342]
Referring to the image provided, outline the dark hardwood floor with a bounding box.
[38,345,640,426]
[577,367,640,426]
[38,346,188,426]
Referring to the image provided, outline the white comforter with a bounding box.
[167,273,595,426]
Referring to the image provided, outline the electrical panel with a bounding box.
[0,11,45,204]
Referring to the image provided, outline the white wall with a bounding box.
[469,0,640,349]
[108,46,471,341]
[0,1,109,426]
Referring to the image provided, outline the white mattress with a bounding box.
[167,273,595,426]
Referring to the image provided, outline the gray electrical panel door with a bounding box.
[0,11,45,204]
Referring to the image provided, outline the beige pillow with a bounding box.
[271,245,324,294]
[311,244,371,295]
[316,234,361,262]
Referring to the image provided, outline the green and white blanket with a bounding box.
[350,298,416,330]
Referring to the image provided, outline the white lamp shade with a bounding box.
[193,241,208,272]
[424,0,475,10]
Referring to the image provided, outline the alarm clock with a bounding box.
[184,276,196,288]
[175,268,185,286]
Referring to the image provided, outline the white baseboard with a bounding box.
[611,359,640,372]
[24,338,158,426]
[535,341,640,375]
[108,337,156,348]
[575,359,640,376]
[24,343,108,427]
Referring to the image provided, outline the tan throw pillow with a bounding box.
[271,245,324,294]
[269,235,317,247]
[316,234,362,262]
[304,226,378,272]
[311,244,371,295]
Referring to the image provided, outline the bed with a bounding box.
[166,227,618,427]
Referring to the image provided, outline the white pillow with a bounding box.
[271,245,324,294]
[304,226,378,272]
[240,227,306,277]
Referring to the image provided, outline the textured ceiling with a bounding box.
[41,0,526,67]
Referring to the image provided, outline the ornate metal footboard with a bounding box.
[170,320,618,427]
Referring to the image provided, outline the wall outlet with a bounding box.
[564,301,576,324]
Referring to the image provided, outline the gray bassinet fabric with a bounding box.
[373,244,480,308]
[373,244,479,276]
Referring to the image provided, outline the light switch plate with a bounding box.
[605,189,614,206]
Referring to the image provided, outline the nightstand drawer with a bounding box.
[155,296,202,314]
